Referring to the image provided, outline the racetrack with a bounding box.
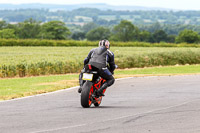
[1,75,200,133]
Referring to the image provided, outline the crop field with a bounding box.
[1,46,200,78]
[0,47,87,65]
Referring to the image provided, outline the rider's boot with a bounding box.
[96,83,108,96]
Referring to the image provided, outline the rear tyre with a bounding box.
[81,81,93,108]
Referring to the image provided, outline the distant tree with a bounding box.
[86,27,111,41]
[139,23,200,36]
[82,22,99,33]
[39,21,71,40]
[152,30,168,43]
[141,22,162,33]
[0,29,16,39]
[111,20,139,42]
[138,31,152,42]
[167,35,176,43]
[0,21,8,30]
[71,32,85,40]
[176,29,200,43]
[150,22,162,32]
[17,18,41,39]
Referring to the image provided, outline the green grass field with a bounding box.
[0,64,200,101]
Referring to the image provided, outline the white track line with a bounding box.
[32,98,200,133]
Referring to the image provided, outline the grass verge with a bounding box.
[0,64,200,101]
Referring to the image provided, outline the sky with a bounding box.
[0,0,200,10]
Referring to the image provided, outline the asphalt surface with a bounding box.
[1,75,200,133]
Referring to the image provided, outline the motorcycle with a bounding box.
[80,64,106,108]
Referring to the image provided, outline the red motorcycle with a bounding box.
[81,64,106,108]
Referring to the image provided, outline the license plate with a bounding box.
[82,73,93,81]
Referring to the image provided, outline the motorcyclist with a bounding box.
[78,41,101,93]
[78,39,116,96]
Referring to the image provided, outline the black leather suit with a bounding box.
[79,46,116,88]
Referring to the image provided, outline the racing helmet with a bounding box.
[99,39,110,49]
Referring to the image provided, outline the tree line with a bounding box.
[1,8,200,25]
[0,19,70,40]
[0,19,200,44]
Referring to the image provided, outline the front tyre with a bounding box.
[81,81,93,108]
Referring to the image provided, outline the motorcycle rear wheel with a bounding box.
[81,81,93,108]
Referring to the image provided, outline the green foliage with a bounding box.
[0,20,8,30]
[111,20,140,42]
[16,18,41,39]
[0,39,96,47]
[145,22,162,33]
[152,30,168,43]
[0,39,200,47]
[0,29,16,39]
[176,29,200,43]
[1,18,200,44]
[39,21,71,40]
[86,27,111,41]
[138,31,152,42]
[0,20,72,40]
[82,22,99,33]
[71,32,86,40]
[167,35,176,43]
[140,22,200,35]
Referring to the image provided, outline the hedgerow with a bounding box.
[0,39,200,47]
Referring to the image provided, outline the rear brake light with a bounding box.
[88,64,92,70]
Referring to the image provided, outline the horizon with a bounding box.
[0,0,200,10]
